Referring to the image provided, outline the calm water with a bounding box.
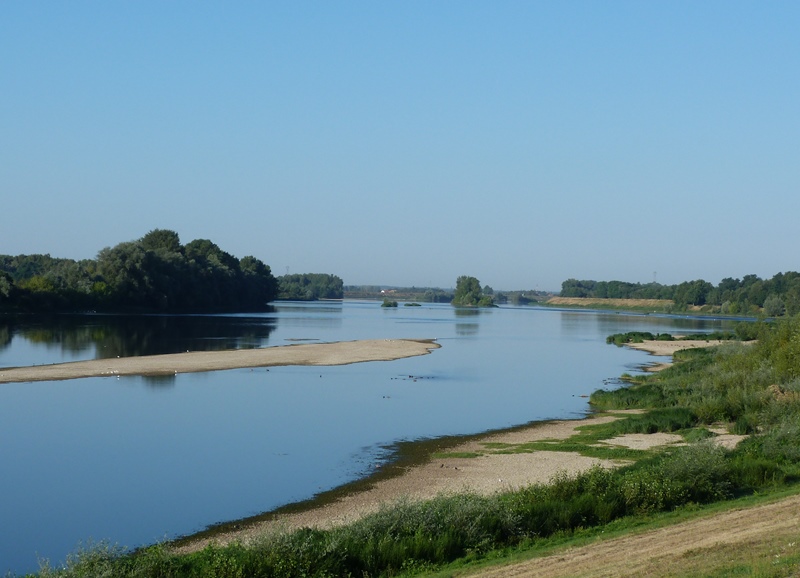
[0,302,735,574]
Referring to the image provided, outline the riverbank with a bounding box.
[176,407,737,555]
[0,338,440,383]
[174,336,741,554]
[623,338,734,371]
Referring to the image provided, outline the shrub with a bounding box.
[619,467,687,512]
[658,441,733,503]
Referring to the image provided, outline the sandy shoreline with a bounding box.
[624,339,733,371]
[175,414,636,553]
[0,338,440,384]
[624,339,728,357]
[175,336,740,553]
[178,408,744,555]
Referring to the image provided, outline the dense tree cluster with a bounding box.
[0,229,278,313]
[277,273,343,300]
[561,272,800,316]
[452,275,495,307]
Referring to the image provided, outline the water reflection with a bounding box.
[0,313,277,365]
[141,374,178,388]
[559,310,736,339]
[0,324,10,349]
[455,323,479,336]
[453,307,484,317]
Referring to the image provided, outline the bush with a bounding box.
[658,441,733,503]
[619,467,687,512]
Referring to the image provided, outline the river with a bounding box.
[0,301,736,574]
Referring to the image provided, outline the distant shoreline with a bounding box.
[0,339,440,384]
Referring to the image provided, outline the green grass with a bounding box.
[412,486,800,578]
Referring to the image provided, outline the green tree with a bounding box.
[278,274,343,300]
[0,271,12,303]
[240,256,279,307]
[140,229,182,254]
[1,231,279,313]
[453,276,494,307]
[674,279,713,307]
[763,294,785,317]
[97,241,155,309]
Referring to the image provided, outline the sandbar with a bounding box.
[0,339,440,384]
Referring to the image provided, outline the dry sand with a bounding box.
[0,338,440,384]
[624,339,728,357]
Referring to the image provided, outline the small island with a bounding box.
[451,275,496,307]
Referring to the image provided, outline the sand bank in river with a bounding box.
[0,339,440,384]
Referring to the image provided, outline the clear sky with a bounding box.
[2,2,798,291]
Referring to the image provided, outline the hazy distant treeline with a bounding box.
[0,229,278,313]
[561,272,800,316]
[344,284,548,306]
[278,273,343,300]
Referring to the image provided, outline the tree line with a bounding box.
[0,229,279,313]
[278,273,343,300]
[561,272,800,316]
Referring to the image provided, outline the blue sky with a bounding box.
[2,2,798,291]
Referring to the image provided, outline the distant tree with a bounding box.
[785,280,800,317]
[453,276,494,307]
[278,274,343,300]
[140,229,182,254]
[422,289,452,303]
[240,256,279,307]
[763,294,785,317]
[746,280,768,308]
[0,271,12,303]
[673,279,713,307]
[1,231,279,313]
[561,279,592,298]
[96,242,153,308]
